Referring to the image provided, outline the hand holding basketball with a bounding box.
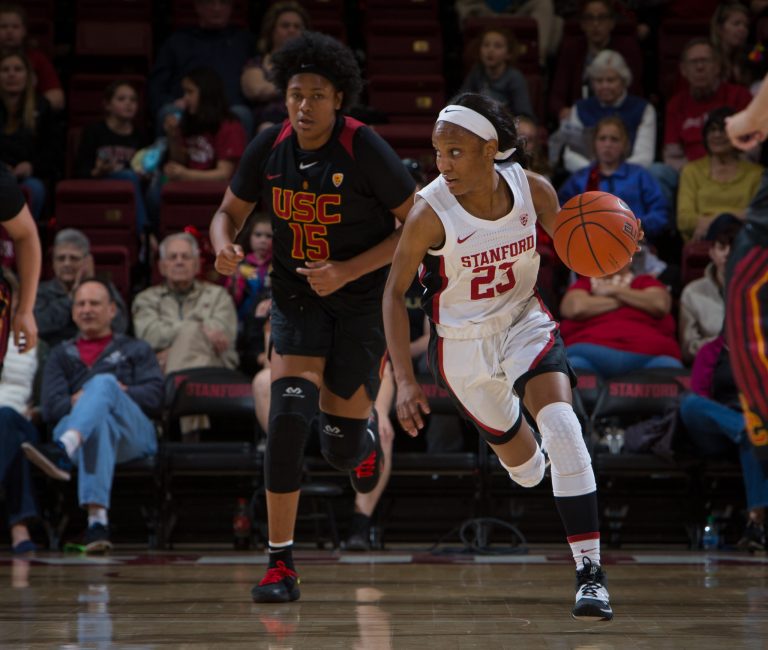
[553,191,640,278]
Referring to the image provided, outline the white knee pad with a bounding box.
[500,447,546,488]
[537,401,596,497]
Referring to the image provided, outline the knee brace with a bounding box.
[318,412,370,471]
[537,402,596,497]
[265,377,319,493]
[500,447,546,488]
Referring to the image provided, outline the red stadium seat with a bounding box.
[91,244,132,305]
[367,75,444,123]
[680,240,711,287]
[657,19,710,100]
[372,122,436,171]
[364,0,438,20]
[311,18,347,43]
[27,19,54,56]
[365,20,443,75]
[75,0,152,21]
[461,16,539,75]
[55,179,138,258]
[75,21,153,73]
[67,73,147,129]
[299,0,345,21]
[159,181,228,239]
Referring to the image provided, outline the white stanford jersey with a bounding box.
[417,163,541,339]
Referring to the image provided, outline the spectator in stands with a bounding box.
[74,80,149,237]
[460,27,533,116]
[558,116,670,246]
[515,113,552,179]
[133,232,238,374]
[148,0,254,135]
[548,0,643,122]
[0,3,64,111]
[655,38,753,203]
[145,66,247,236]
[22,279,163,553]
[679,213,742,364]
[711,1,751,87]
[0,268,41,554]
[559,259,683,379]
[677,106,763,242]
[0,49,56,221]
[227,213,272,375]
[556,49,655,174]
[454,0,563,66]
[241,0,308,134]
[34,229,128,348]
[679,334,767,552]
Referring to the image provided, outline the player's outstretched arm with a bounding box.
[383,199,443,437]
[524,170,560,238]
[210,187,256,276]
[726,74,768,150]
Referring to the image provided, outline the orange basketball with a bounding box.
[553,191,640,278]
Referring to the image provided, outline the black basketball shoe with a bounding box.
[251,561,300,603]
[737,520,766,552]
[349,417,383,495]
[572,557,613,621]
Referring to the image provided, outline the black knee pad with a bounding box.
[265,377,319,492]
[318,412,371,471]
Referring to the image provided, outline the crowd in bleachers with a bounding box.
[2,0,768,553]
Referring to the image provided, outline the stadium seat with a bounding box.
[367,75,444,123]
[680,240,711,287]
[75,0,152,21]
[55,179,138,258]
[574,370,603,419]
[365,20,443,75]
[364,0,438,20]
[91,244,132,306]
[75,21,153,73]
[657,19,710,99]
[158,180,228,239]
[372,122,435,169]
[27,18,54,56]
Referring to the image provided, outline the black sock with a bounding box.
[349,513,371,536]
[268,543,294,571]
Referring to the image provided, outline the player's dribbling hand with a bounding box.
[11,311,36,351]
[395,380,431,437]
[296,260,348,296]
[215,244,244,275]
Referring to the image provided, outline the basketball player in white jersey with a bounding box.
[383,93,613,621]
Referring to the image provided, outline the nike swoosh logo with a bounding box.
[266,173,281,180]
[299,161,318,170]
[443,108,460,113]
[580,547,597,554]
[457,231,477,244]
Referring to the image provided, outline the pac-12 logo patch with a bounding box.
[332,173,344,188]
[520,212,529,226]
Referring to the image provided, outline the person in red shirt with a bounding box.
[559,260,683,379]
[145,66,247,235]
[663,38,752,170]
[0,3,63,111]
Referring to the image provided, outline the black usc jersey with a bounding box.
[230,115,415,308]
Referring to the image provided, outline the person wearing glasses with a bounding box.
[34,229,128,348]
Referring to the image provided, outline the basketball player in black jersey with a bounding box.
[210,32,415,603]
[0,166,41,357]
[725,76,768,470]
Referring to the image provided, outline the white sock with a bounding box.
[88,507,108,527]
[268,539,294,551]
[59,430,82,458]
[568,535,601,568]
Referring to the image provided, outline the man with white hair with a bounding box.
[559,49,656,173]
[34,229,128,347]
[133,232,238,376]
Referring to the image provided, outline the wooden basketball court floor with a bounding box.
[2,548,767,649]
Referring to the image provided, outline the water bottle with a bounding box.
[702,515,720,551]
[233,497,252,550]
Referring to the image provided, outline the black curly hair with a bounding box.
[270,31,362,110]
[446,92,528,167]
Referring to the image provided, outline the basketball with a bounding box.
[553,191,640,278]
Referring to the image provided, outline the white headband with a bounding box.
[437,105,517,160]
